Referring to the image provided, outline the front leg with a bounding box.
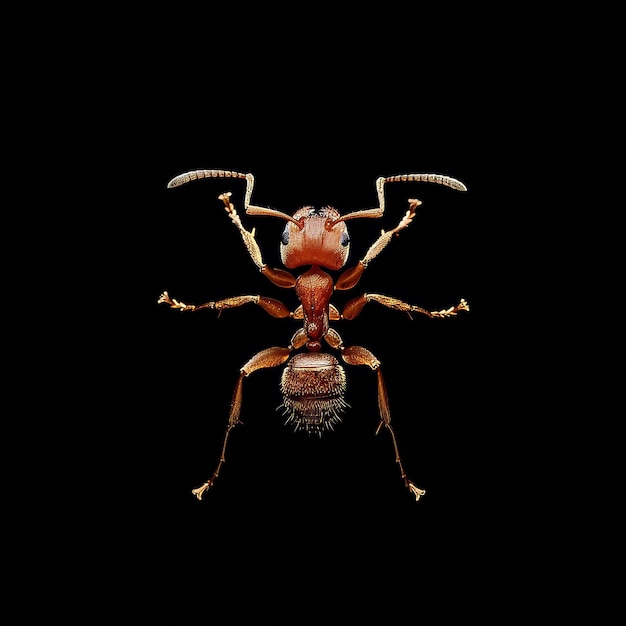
[335,199,421,291]
[158,291,292,318]
[218,192,296,288]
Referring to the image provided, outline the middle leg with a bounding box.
[158,291,292,318]
[342,294,469,321]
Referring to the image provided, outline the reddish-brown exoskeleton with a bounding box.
[158,169,469,501]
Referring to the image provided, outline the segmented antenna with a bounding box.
[167,169,249,189]
[379,173,467,192]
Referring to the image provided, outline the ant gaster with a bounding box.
[158,170,469,501]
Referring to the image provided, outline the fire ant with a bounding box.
[158,169,469,501]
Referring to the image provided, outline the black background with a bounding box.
[8,4,620,622]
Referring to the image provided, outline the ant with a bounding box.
[158,169,469,501]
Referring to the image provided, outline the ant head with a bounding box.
[279,206,350,270]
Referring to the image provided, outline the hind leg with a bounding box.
[192,345,292,499]
[340,344,426,501]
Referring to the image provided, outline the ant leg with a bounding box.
[336,199,421,290]
[343,294,469,320]
[192,345,292,500]
[166,170,296,287]
[341,345,426,501]
[158,291,292,318]
[217,192,296,288]
[336,173,466,291]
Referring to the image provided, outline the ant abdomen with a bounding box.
[280,353,349,436]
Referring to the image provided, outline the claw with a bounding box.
[191,481,213,500]
[408,481,426,501]
[157,291,195,311]
[431,298,470,318]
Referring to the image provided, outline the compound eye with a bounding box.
[340,231,350,247]
[281,224,290,246]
